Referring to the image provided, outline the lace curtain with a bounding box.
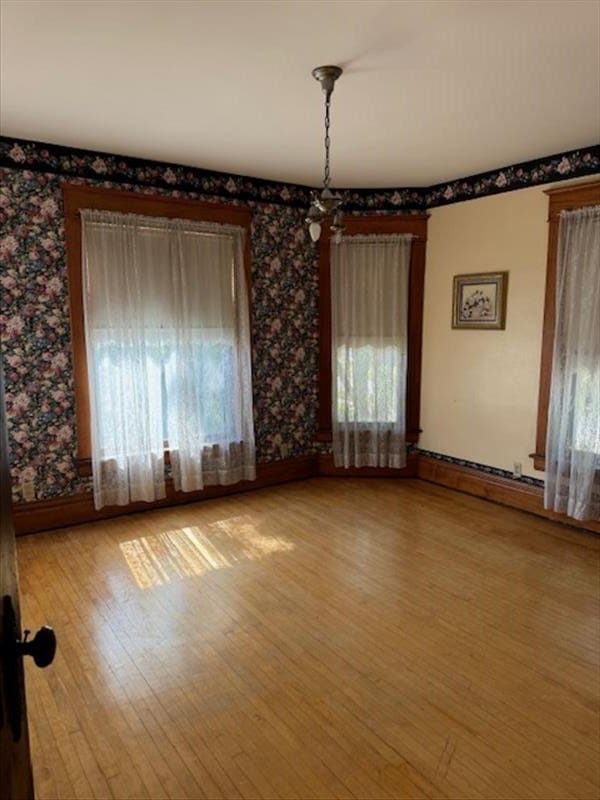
[331,234,412,468]
[545,205,600,521]
[81,210,255,510]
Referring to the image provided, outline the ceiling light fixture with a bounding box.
[306,65,344,244]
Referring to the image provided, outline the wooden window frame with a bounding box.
[62,184,253,477]
[531,179,600,471]
[317,213,428,443]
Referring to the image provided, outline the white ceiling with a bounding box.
[1,0,599,188]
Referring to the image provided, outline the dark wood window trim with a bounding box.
[62,183,253,477]
[531,179,600,471]
[317,214,428,443]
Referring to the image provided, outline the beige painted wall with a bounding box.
[420,179,593,479]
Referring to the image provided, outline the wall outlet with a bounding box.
[21,479,36,502]
[512,462,522,479]
[280,443,289,459]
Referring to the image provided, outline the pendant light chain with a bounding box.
[306,65,344,243]
[323,92,331,190]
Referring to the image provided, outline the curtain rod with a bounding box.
[79,211,244,238]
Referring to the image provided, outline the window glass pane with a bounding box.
[573,363,600,455]
[164,330,237,445]
[91,328,163,459]
[92,328,239,454]
[335,343,404,423]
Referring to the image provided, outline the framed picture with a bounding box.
[452,271,508,329]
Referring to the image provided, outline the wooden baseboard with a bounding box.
[318,452,418,478]
[13,452,421,535]
[418,455,599,534]
[13,455,318,535]
[13,451,598,537]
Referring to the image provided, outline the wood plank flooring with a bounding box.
[16,478,600,800]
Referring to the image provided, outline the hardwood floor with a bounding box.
[17,478,600,800]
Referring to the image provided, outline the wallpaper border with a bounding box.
[1,136,598,211]
[423,146,600,207]
[0,137,314,209]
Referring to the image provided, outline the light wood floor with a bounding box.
[17,478,600,800]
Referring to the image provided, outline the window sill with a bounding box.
[529,453,546,471]
[76,444,250,478]
[76,458,92,478]
[76,449,174,477]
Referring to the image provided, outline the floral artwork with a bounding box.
[452,272,508,329]
[461,284,496,320]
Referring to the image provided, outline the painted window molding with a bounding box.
[531,179,600,471]
[62,184,254,479]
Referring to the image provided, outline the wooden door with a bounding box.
[0,358,50,799]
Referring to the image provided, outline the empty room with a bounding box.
[0,1,599,798]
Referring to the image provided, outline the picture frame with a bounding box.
[452,271,508,329]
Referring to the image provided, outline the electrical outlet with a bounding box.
[513,462,522,479]
[280,443,289,459]
[22,479,36,502]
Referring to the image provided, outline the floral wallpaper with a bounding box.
[1,137,598,503]
[0,167,320,501]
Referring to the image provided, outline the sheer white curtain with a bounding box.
[331,234,412,468]
[545,205,600,521]
[81,210,255,510]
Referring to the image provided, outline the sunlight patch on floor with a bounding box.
[120,515,294,588]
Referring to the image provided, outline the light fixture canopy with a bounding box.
[306,65,345,244]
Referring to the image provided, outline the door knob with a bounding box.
[1,595,57,741]
[18,626,56,668]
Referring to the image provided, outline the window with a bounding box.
[531,180,600,470]
[93,328,236,450]
[63,185,255,509]
[334,343,405,423]
[318,214,428,469]
[533,180,599,522]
